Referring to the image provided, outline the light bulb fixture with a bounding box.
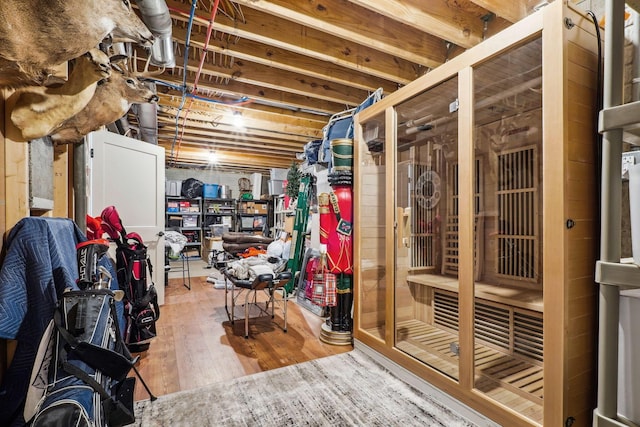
[232,111,246,132]
[208,151,218,164]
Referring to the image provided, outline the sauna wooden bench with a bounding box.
[405,274,543,313]
[401,273,544,420]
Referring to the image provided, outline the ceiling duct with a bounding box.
[134,101,159,144]
[135,0,175,68]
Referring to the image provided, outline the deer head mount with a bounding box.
[9,49,112,141]
[0,0,153,87]
[50,53,160,143]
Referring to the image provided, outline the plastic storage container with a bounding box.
[211,224,230,238]
[203,184,220,198]
[166,180,182,196]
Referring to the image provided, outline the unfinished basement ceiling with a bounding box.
[129,0,544,173]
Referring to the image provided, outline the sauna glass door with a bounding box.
[357,112,387,341]
[394,77,460,381]
[472,37,544,424]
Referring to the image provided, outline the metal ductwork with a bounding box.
[134,97,159,144]
[135,0,175,68]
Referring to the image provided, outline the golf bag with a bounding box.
[115,234,159,352]
[25,241,139,427]
[100,206,160,353]
[26,288,137,427]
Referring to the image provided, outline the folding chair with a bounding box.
[222,269,292,338]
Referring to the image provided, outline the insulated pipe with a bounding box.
[135,0,175,68]
[135,99,159,144]
[633,11,640,102]
[73,141,87,232]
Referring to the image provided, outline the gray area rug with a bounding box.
[133,349,477,427]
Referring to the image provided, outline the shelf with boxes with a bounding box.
[202,198,235,238]
[201,198,235,268]
[165,196,202,258]
[236,199,270,234]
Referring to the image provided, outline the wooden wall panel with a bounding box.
[53,144,70,218]
[559,7,599,426]
[4,93,29,227]
[354,2,601,426]
[0,90,6,388]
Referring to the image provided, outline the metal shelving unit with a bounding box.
[202,198,235,233]
[165,196,202,259]
[594,1,640,425]
[236,199,269,234]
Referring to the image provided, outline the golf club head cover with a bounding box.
[101,205,124,241]
[76,239,110,289]
[86,215,103,240]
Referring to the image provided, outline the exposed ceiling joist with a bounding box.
[120,0,547,172]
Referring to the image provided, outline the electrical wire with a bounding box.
[173,0,221,164]
[169,0,198,166]
[587,9,603,248]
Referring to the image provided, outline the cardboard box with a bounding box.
[241,201,255,213]
[284,216,295,233]
[168,216,182,227]
[167,201,179,212]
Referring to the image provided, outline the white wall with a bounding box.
[165,167,268,199]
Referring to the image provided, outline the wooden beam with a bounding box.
[3,90,28,228]
[156,75,347,115]
[166,0,422,83]
[53,144,69,218]
[0,90,6,239]
[156,105,323,138]
[163,144,294,168]
[168,26,398,93]
[156,93,326,130]
[469,0,535,23]
[156,130,304,152]
[156,127,306,149]
[345,0,485,48]
[161,138,301,157]
[154,114,316,143]
[154,50,370,105]
[232,0,448,67]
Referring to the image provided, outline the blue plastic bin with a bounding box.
[203,184,220,198]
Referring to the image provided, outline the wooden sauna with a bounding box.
[353,2,599,426]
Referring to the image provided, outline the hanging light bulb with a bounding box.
[208,151,218,164]
[232,111,246,132]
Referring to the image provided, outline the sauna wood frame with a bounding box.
[353,2,599,426]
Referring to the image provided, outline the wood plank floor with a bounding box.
[131,274,352,401]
